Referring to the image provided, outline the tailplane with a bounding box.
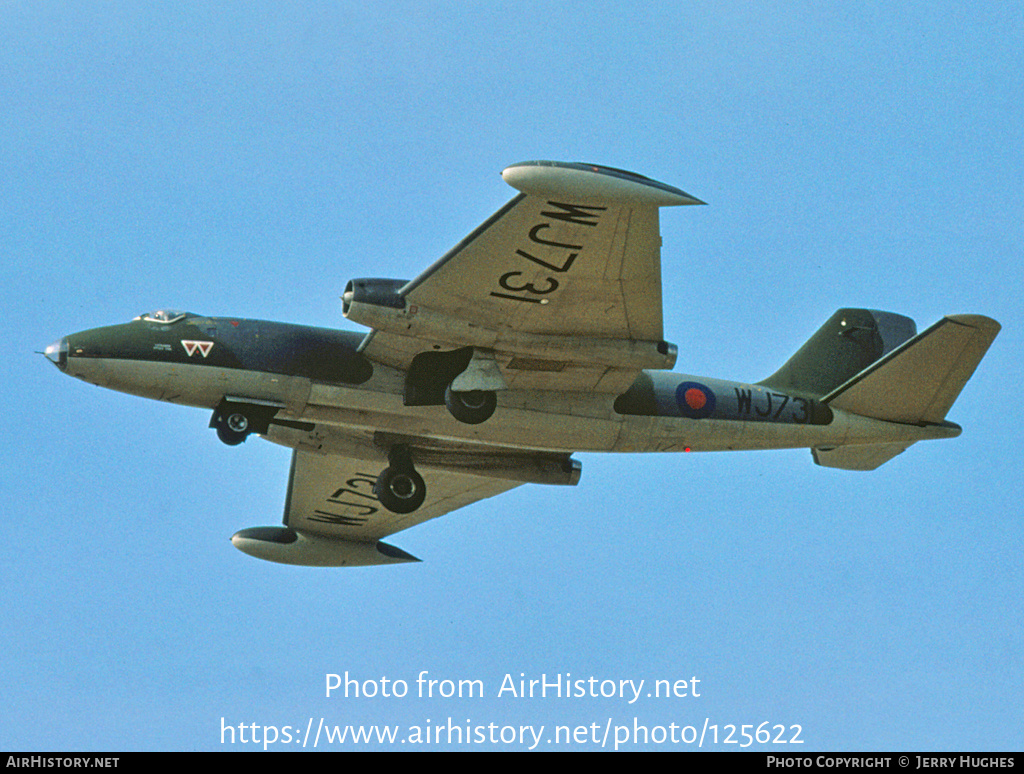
[811,442,914,471]
[764,310,1000,471]
[813,314,1000,470]
[821,314,1000,424]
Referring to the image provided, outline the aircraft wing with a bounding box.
[282,447,520,542]
[352,161,703,394]
[231,446,522,567]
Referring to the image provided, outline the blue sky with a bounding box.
[3,2,1021,751]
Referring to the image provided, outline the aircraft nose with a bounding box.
[43,337,68,371]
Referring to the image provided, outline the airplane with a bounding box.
[42,160,1001,568]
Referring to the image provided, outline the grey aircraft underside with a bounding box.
[43,161,1001,567]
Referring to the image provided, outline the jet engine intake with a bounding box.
[342,278,407,316]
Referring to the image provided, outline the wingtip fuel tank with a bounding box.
[501,160,705,206]
[231,527,420,567]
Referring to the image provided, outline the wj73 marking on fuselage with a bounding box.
[732,388,826,425]
[489,201,607,305]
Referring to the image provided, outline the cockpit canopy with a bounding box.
[135,309,188,324]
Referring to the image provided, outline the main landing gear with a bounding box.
[403,348,501,425]
[374,445,426,514]
[444,385,496,425]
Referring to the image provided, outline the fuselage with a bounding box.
[44,310,958,464]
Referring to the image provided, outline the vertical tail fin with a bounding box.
[759,309,917,397]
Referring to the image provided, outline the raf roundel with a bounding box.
[675,381,716,419]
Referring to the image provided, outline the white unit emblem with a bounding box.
[181,340,214,358]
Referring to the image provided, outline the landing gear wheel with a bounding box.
[215,411,250,445]
[374,467,427,514]
[444,385,496,424]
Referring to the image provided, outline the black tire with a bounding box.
[444,385,496,424]
[374,467,427,514]
[215,412,249,445]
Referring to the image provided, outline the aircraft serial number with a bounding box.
[732,388,828,424]
[490,201,606,304]
[308,472,382,524]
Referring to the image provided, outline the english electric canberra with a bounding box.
[43,161,1000,567]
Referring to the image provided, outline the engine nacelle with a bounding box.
[231,526,419,567]
[342,277,406,314]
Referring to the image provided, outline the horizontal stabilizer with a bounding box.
[823,315,1000,424]
[812,443,913,471]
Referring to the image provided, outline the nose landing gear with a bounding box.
[210,398,284,446]
[213,409,252,445]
